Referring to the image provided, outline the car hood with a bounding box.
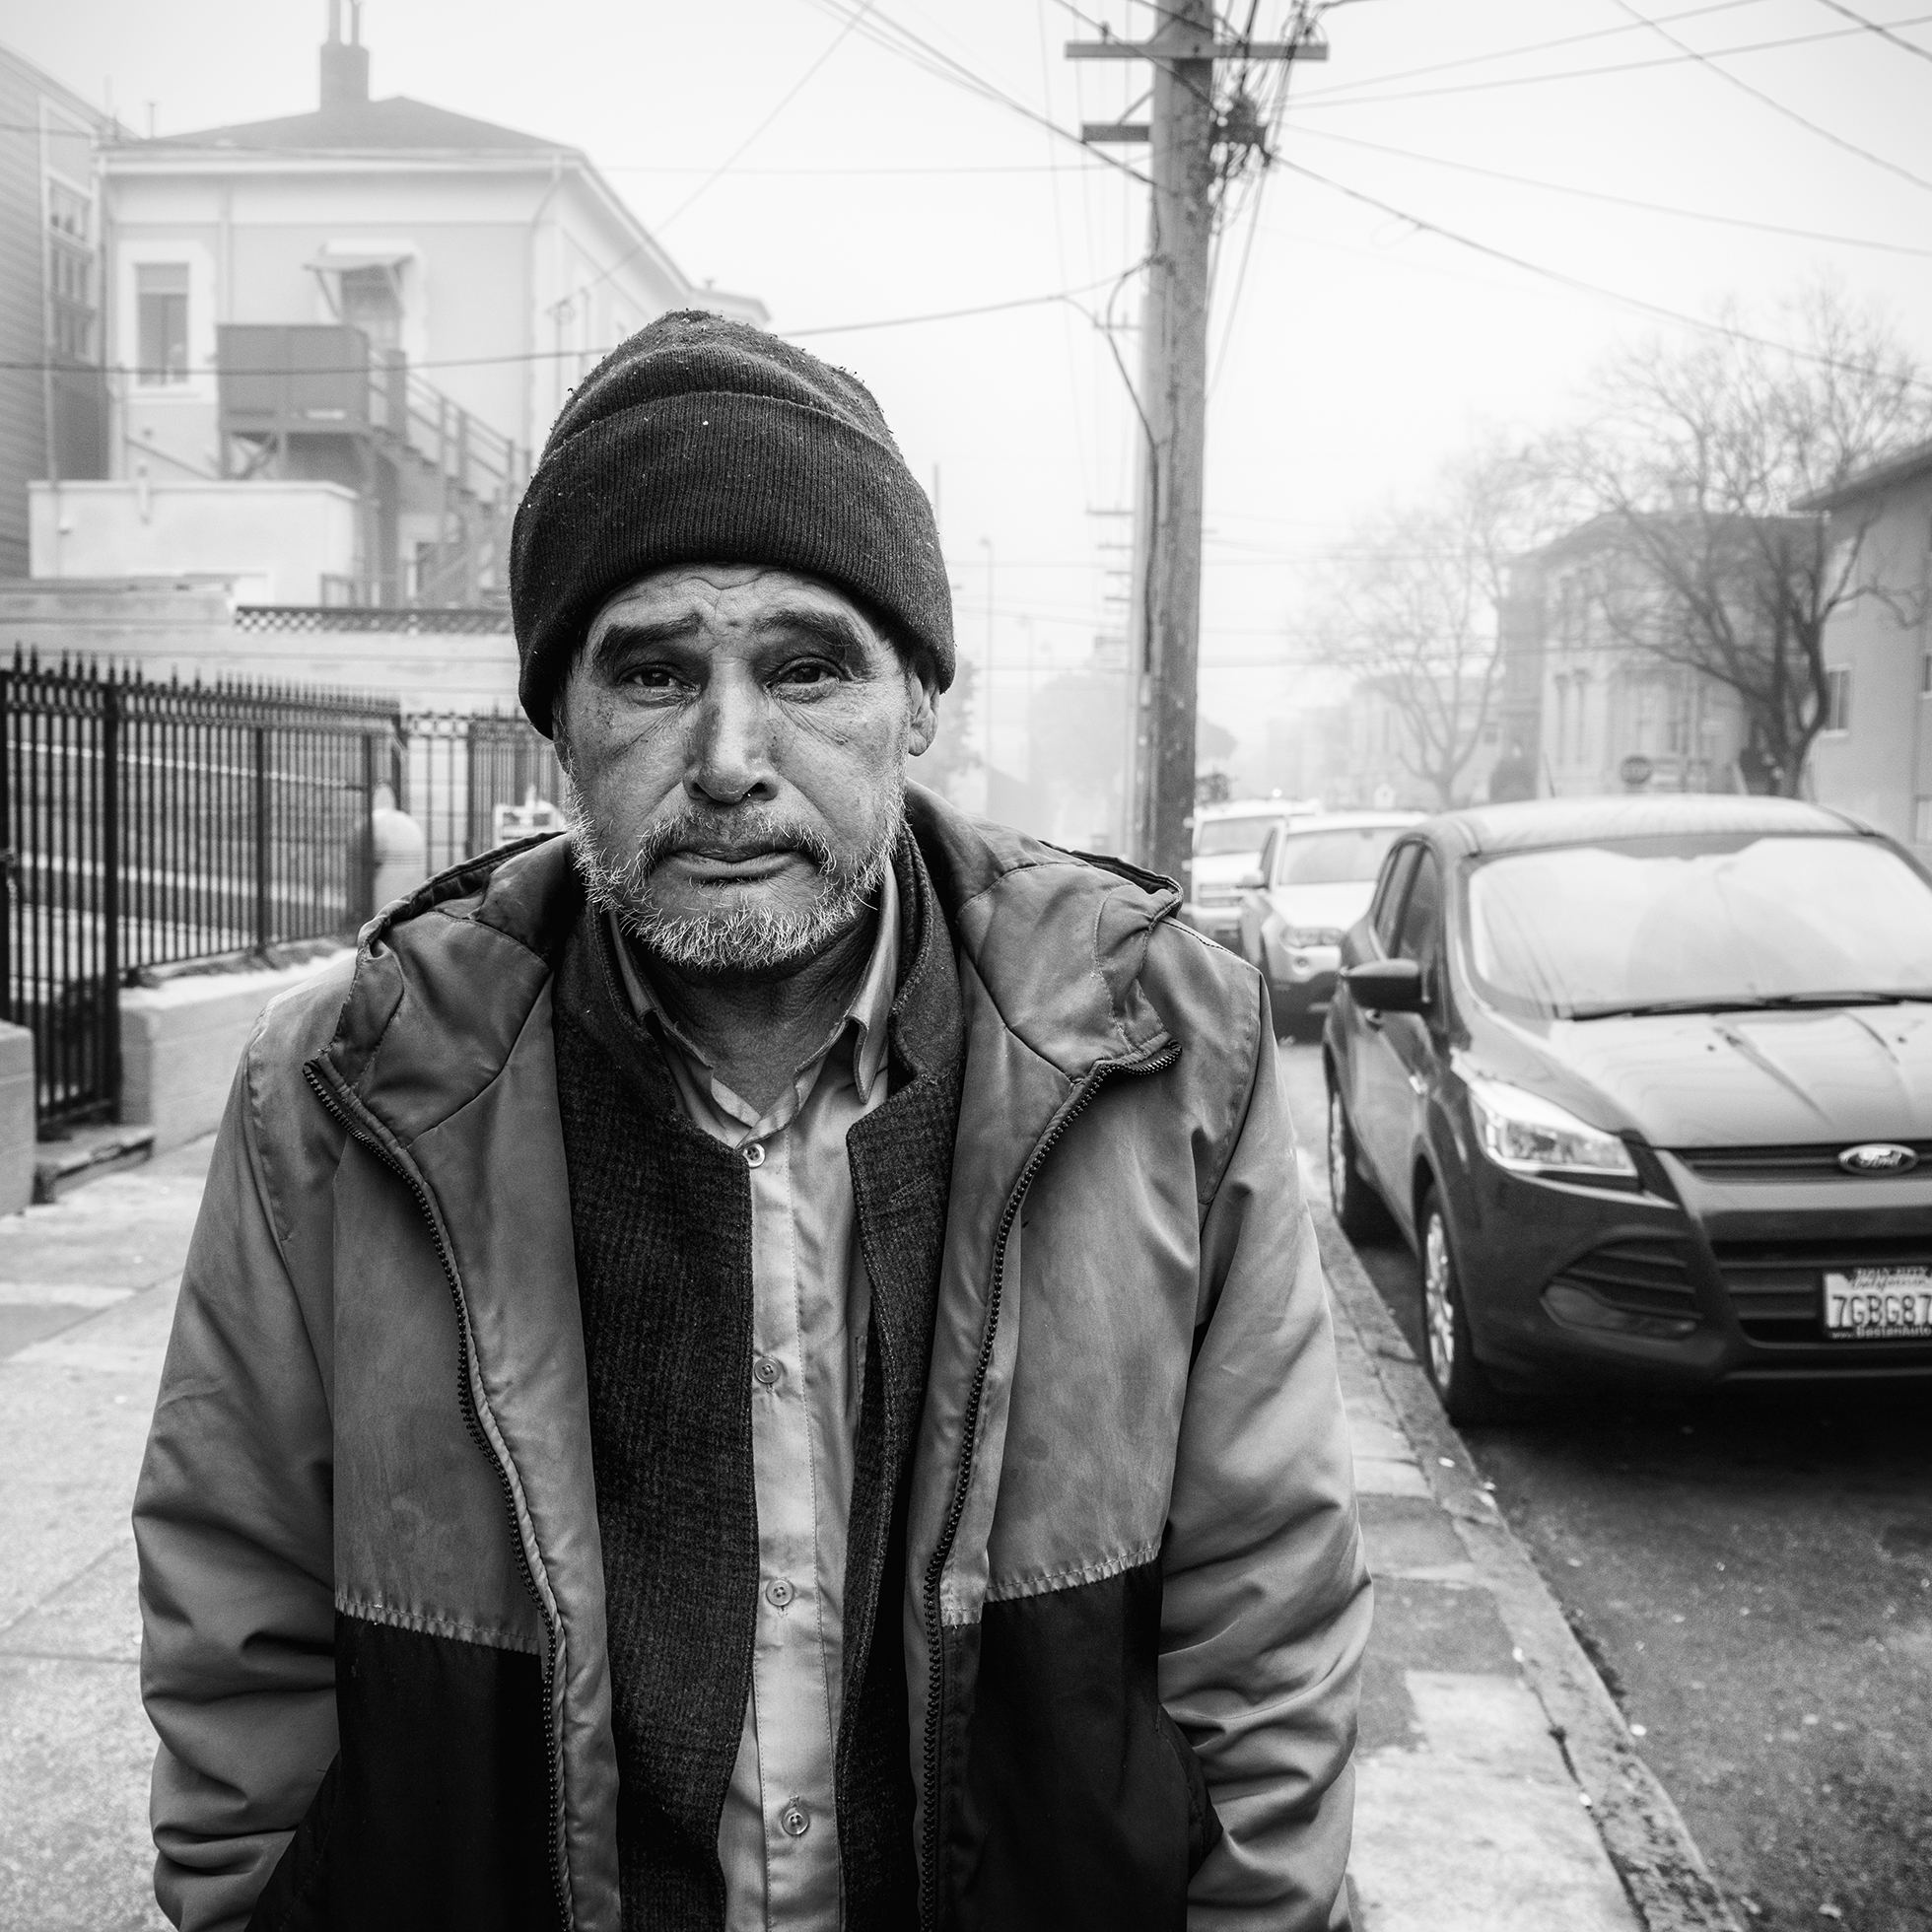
[1265,881,1375,932]
[1517,1004,1932,1146]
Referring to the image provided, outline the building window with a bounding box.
[136,263,190,384]
[1917,797,1932,845]
[339,264,403,354]
[1823,666,1851,733]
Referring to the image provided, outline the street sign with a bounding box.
[1619,755,1654,789]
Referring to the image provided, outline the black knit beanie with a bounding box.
[510,310,954,736]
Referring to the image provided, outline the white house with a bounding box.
[31,4,764,606]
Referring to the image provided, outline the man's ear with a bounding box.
[905,662,938,758]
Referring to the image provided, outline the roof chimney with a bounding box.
[320,0,370,114]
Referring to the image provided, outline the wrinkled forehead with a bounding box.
[581,563,913,678]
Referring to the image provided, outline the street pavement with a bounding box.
[1280,1037,1932,1932]
[2,1091,1732,1931]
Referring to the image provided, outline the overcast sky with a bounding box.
[12,0,1932,778]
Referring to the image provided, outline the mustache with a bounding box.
[623,807,840,879]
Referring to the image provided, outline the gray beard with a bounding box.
[569,786,904,976]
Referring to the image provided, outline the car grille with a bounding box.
[1675,1140,1932,1181]
[1714,1236,1932,1344]
[1549,1240,1701,1322]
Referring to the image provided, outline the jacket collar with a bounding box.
[317,782,1180,1140]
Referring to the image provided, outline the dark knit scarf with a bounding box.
[551,831,964,1931]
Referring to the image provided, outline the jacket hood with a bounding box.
[318,784,1182,1139]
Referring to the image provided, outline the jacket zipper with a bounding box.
[917,1037,1181,1931]
[304,1063,574,1932]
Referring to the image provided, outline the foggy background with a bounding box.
[13,0,1927,825]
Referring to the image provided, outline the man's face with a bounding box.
[555,563,937,976]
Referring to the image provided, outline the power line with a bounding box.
[1275,156,1932,393]
[1808,0,1932,63]
[1609,0,1932,196]
[1289,0,1771,102]
[1287,122,1932,259]
[1291,12,1932,110]
[0,270,1144,380]
[800,0,1155,186]
[655,0,879,232]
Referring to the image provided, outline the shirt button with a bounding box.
[742,1141,766,1169]
[780,1798,811,1838]
[752,1356,781,1389]
[766,1576,795,1610]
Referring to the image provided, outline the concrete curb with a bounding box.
[1312,1200,1743,1932]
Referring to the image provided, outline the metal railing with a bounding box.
[1,654,401,1130]
[401,712,567,878]
[1,656,570,1131]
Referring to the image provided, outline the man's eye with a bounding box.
[623,663,685,690]
[775,659,840,688]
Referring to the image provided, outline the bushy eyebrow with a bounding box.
[590,601,876,671]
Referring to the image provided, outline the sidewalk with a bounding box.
[0,1141,206,1932]
[0,1130,1735,1932]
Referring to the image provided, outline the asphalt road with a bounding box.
[1277,1039,1932,1932]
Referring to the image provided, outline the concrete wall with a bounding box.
[119,954,349,1154]
[30,480,360,604]
[0,578,521,714]
[0,1022,36,1216]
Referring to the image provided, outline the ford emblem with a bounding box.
[1838,1142,1919,1174]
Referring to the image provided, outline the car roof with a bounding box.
[1279,811,1423,833]
[1199,799,1294,820]
[1423,794,1861,857]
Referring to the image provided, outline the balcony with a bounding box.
[215,324,526,607]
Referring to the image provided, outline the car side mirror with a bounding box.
[1344,958,1426,1014]
[1236,870,1264,890]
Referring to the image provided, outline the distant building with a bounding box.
[1332,678,1501,812]
[1798,437,1932,862]
[0,44,112,577]
[1502,518,1752,799]
[23,5,764,608]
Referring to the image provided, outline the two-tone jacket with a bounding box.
[133,785,1371,1932]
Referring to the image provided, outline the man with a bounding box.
[134,312,1369,1932]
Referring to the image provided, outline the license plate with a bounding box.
[1823,1267,1932,1340]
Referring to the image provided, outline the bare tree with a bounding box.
[1308,444,1556,809]
[1555,281,1932,794]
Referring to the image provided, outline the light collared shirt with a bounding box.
[607,864,900,1932]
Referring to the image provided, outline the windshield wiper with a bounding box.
[1568,991,1932,1021]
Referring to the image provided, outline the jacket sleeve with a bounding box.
[132,1037,338,1932]
[1159,981,1372,1931]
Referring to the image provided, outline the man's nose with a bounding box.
[686,676,778,806]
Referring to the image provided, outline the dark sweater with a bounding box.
[550,836,964,1930]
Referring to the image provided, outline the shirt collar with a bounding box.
[606,859,900,1108]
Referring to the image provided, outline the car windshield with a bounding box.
[1463,833,1932,1020]
[1196,816,1279,857]
[1276,826,1406,886]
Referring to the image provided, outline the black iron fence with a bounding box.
[1,655,570,1132]
[402,712,567,878]
[2,655,400,1130]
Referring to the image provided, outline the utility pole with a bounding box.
[1070,10,1326,884]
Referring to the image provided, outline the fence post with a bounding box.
[253,724,270,954]
[102,677,121,1121]
[356,731,377,928]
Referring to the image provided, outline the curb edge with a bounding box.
[1311,1198,1744,1932]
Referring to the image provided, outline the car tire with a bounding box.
[1327,1083,1390,1240]
[1417,1187,1510,1426]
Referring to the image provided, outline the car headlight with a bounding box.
[1280,925,1345,948]
[1465,1075,1636,1181]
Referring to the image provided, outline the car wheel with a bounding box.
[1418,1189,1508,1426]
[1327,1084,1390,1240]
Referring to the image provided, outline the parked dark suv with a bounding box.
[1323,795,1932,1421]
